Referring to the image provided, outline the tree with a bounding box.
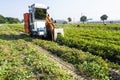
[6,17,20,24]
[100,14,108,24]
[80,16,87,24]
[0,14,20,24]
[0,14,6,23]
[67,17,72,22]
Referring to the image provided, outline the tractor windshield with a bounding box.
[34,8,46,20]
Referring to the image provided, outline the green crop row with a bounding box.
[0,25,74,80]
[6,24,110,79]
[7,24,120,79]
[57,23,120,30]
[57,24,120,64]
[57,35,120,64]
[32,39,109,80]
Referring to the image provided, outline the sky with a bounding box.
[0,0,120,21]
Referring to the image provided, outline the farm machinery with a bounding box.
[24,3,64,41]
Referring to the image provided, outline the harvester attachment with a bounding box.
[54,28,64,41]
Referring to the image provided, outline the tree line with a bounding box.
[67,14,108,24]
[0,14,20,24]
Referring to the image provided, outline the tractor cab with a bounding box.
[29,3,47,37]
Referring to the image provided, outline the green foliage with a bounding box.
[67,17,72,22]
[2,24,120,79]
[57,24,120,65]
[6,17,20,24]
[0,25,74,80]
[80,16,87,23]
[0,14,20,24]
[100,14,108,24]
[0,14,6,23]
[32,39,109,79]
[82,61,109,80]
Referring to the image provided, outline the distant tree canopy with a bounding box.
[80,16,87,24]
[6,17,20,24]
[0,14,20,24]
[100,14,108,24]
[0,15,6,23]
[67,17,72,22]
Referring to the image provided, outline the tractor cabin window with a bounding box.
[34,8,46,20]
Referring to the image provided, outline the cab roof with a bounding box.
[31,3,47,9]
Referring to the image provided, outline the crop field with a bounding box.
[0,24,120,80]
[0,24,74,80]
[57,24,120,64]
